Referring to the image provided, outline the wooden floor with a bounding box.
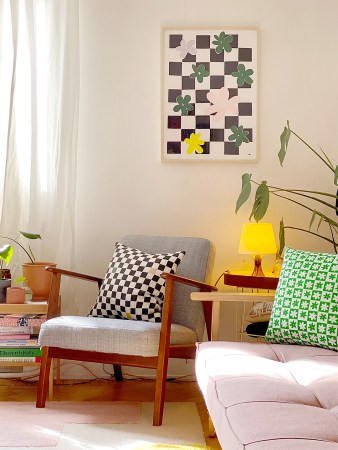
[0,376,221,449]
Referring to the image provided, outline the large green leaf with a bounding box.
[249,181,270,222]
[19,231,42,240]
[334,165,338,186]
[278,124,291,166]
[235,173,252,213]
[278,219,285,256]
[0,244,13,264]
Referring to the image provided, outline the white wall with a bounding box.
[67,0,338,378]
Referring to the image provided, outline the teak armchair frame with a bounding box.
[36,266,216,425]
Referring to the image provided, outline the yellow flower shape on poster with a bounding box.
[184,133,204,154]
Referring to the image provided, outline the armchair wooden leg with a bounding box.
[36,347,52,408]
[153,357,169,426]
[113,364,123,382]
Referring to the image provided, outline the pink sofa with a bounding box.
[196,341,338,449]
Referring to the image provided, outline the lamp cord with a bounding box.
[213,270,228,287]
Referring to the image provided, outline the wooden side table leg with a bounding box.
[211,301,220,341]
[208,416,216,438]
[48,358,54,400]
[56,358,61,383]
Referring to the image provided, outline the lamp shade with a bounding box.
[239,223,277,256]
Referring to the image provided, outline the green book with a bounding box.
[0,347,42,357]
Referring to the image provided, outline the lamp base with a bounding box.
[251,255,265,277]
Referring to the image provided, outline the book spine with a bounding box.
[0,326,33,334]
[0,356,42,362]
[0,347,41,357]
[0,319,46,327]
[0,339,39,347]
[0,334,31,341]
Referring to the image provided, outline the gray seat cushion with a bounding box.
[39,316,197,357]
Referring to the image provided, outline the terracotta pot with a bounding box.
[6,287,25,304]
[22,262,57,301]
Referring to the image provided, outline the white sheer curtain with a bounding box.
[0,0,79,278]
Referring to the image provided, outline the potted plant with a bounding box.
[236,121,338,257]
[1,231,56,301]
[0,244,13,303]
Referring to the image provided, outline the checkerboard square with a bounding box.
[169,62,182,76]
[196,35,210,48]
[169,34,183,48]
[239,48,252,61]
[167,142,181,154]
[168,89,182,103]
[196,116,210,129]
[182,76,195,90]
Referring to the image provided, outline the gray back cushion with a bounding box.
[121,235,214,341]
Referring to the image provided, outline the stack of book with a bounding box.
[0,314,47,363]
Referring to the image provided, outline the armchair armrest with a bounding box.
[46,266,103,284]
[161,272,217,292]
[161,272,217,341]
[46,266,103,319]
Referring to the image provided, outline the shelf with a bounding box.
[191,292,275,302]
[0,302,48,314]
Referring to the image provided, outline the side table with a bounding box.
[191,271,279,340]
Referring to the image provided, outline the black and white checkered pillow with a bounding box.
[89,242,186,322]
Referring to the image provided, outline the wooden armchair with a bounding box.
[36,235,216,425]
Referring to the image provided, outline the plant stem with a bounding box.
[291,130,334,172]
[0,235,34,264]
[329,224,338,253]
[272,192,338,229]
[284,226,337,249]
[271,189,338,213]
[272,189,338,200]
[251,179,338,214]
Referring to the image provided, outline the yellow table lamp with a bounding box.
[238,223,277,276]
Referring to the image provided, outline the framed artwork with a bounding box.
[162,27,258,162]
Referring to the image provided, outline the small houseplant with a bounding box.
[0,244,13,303]
[236,121,338,256]
[1,231,56,301]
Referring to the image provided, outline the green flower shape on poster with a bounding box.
[229,125,250,147]
[212,32,233,54]
[231,64,254,87]
[190,64,209,83]
[173,95,193,116]
[184,132,204,154]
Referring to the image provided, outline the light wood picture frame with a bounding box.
[162,27,258,162]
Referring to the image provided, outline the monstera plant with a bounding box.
[236,121,338,255]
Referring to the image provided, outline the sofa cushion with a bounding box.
[266,246,338,351]
[196,341,338,449]
[89,242,185,322]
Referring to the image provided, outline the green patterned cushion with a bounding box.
[266,247,338,351]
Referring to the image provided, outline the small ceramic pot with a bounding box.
[6,287,26,304]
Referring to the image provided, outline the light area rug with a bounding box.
[3,402,207,450]
[1,401,139,448]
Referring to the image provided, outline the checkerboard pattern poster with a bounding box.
[162,28,258,162]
